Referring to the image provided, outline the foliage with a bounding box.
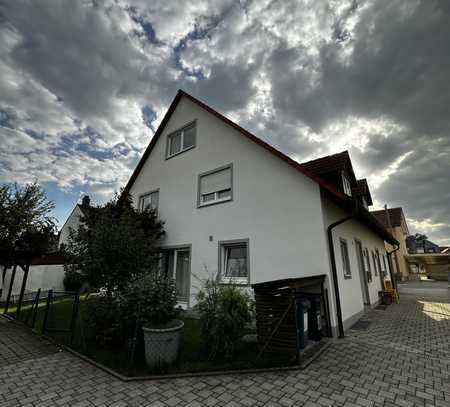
[0,182,56,267]
[120,272,178,328]
[84,295,124,346]
[64,192,165,293]
[195,277,254,359]
[63,269,84,292]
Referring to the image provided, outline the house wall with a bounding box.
[384,226,410,280]
[58,205,84,247]
[321,197,389,332]
[129,96,331,306]
[0,264,64,302]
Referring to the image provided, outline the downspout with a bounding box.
[327,203,358,339]
[387,244,400,291]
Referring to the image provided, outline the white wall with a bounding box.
[129,96,331,306]
[321,197,389,330]
[59,205,84,247]
[1,264,64,301]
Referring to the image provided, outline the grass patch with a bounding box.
[17,296,294,376]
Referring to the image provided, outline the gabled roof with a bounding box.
[371,208,404,228]
[300,151,358,185]
[123,90,397,245]
[353,179,373,206]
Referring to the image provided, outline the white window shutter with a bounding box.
[200,167,231,195]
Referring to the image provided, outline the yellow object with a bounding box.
[384,280,399,303]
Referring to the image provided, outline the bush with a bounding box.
[195,278,254,359]
[120,273,178,328]
[63,269,84,292]
[84,294,124,346]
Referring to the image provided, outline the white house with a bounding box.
[123,90,398,337]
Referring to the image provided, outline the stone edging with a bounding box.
[4,315,331,382]
[62,339,332,382]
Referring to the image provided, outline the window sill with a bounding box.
[198,197,232,208]
[166,145,195,160]
[221,277,249,285]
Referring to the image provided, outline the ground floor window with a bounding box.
[363,248,373,282]
[219,239,249,284]
[339,238,352,279]
[158,247,190,303]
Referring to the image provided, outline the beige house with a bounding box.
[371,207,413,280]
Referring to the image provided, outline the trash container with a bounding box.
[294,296,310,351]
[307,296,323,341]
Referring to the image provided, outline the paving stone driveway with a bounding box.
[1,291,449,407]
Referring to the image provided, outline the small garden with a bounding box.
[33,192,294,377]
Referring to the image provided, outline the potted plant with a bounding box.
[121,273,184,368]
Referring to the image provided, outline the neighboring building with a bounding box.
[124,90,397,337]
[371,207,411,281]
[406,235,441,254]
[0,196,91,303]
[405,235,450,280]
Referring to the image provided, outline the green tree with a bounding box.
[0,182,56,267]
[64,192,165,293]
[0,182,56,305]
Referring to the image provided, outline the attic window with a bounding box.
[342,173,352,196]
[166,122,196,158]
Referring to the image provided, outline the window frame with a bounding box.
[363,248,373,283]
[197,164,233,208]
[138,189,159,212]
[371,250,379,276]
[339,238,352,279]
[342,172,352,196]
[165,121,196,159]
[218,238,250,285]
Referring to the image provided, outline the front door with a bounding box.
[355,239,370,305]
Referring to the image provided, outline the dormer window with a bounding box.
[166,122,196,159]
[342,172,352,196]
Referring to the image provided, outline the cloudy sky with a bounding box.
[0,0,449,244]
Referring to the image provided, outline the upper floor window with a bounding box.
[342,172,352,196]
[139,190,159,212]
[166,122,196,159]
[340,238,352,279]
[198,164,232,207]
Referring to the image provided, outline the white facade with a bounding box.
[321,198,390,331]
[128,94,392,335]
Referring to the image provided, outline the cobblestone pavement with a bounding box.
[1,292,449,407]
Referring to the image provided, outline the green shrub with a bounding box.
[195,278,253,359]
[63,269,84,292]
[119,273,178,328]
[84,295,124,346]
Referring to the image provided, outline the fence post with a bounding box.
[4,264,17,314]
[31,289,41,329]
[70,294,80,346]
[16,264,30,320]
[42,289,53,334]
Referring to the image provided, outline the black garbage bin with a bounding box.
[295,297,310,350]
[307,296,323,341]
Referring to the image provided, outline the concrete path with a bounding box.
[1,292,449,407]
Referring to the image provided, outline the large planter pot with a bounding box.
[142,319,184,368]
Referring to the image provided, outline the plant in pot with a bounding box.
[121,272,183,368]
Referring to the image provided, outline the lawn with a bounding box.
[17,295,294,377]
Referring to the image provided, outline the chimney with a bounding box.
[81,195,91,208]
